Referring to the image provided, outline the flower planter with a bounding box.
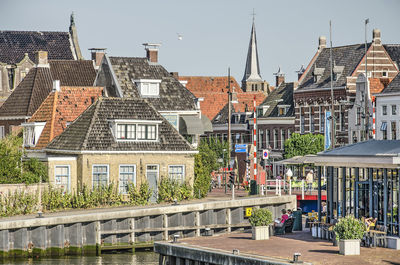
[339,239,360,255]
[252,226,269,240]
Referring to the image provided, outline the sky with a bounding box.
[1,0,399,85]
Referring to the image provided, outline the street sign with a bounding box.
[262,149,269,159]
[235,148,246,153]
[235,144,247,149]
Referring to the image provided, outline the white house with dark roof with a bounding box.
[95,44,211,147]
[45,97,197,201]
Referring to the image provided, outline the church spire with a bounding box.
[242,17,268,93]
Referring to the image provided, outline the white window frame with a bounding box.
[111,120,160,142]
[168,165,185,183]
[119,164,136,194]
[133,79,162,97]
[92,164,109,189]
[54,165,70,192]
[22,122,46,147]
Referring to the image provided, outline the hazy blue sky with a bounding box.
[1,0,399,85]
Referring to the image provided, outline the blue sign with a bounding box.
[235,148,246,153]
[325,111,331,150]
[235,144,247,149]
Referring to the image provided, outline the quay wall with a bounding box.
[0,195,296,258]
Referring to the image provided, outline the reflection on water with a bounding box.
[4,251,159,265]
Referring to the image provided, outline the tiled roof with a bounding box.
[28,86,103,149]
[369,78,390,96]
[0,31,75,64]
[211,92,266,124]
[384,44,400,68]
[0,61,97,118]
[259,82,295,118]
[178,76,266,121]
[46,98,195,152]
[297,44,368,91]
[107,57,197,111]
[380,73,400,94]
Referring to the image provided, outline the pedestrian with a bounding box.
[306,170,314,194]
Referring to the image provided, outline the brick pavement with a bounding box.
[181,230,400,265]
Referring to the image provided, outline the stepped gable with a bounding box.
[46,98,195,152]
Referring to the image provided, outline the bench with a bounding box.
[274,217,294,235]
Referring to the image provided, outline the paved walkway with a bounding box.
[181,230,400,265]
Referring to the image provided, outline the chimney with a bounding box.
[89,48,106,69]
[52,80,60,92]
[170,72,179,79]
[296,65,305,81]
[372,28,381,45]
[35,51,49,67]
[273,66,285,87]
[143,43,161,63]
[318,36,326,50]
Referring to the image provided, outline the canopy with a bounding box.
[278,155,317,165]
[201,115,213,132]
[179,116,204,135]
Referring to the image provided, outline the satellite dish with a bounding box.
[177,33,183,40]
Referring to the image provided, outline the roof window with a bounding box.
[313,67,324,82]
[110,119,161,142]
[133,79,162,97]
[21,122,46,147]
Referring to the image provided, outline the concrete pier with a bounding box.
[0,195,296,258]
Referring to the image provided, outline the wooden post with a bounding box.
[163,214,168,241]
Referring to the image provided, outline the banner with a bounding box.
[325,111,331,150]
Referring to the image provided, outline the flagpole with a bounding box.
[329,20,335,149]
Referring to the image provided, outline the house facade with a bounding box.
[0,14,82,104]
[44,98,197,200]
[375,72,400,140]
[294,29,399,146]
[95,45,209,147]
[0,51,96,138]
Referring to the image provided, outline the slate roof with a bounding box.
[259,82,294,118]
[212,92,266,124]
[0,31,75,64]
[46,98,195,152]
[384,44,400,68]
[379,72,400,94]
[28,86,103,149]
[0,60,96,118]
[297,44,369,91]
[108,57,197,111]
[320,140,400,156]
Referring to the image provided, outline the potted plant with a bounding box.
[333,215,365,255]
[249,208,273,240]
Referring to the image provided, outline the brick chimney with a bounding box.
[143,43,161,63]
[318,36,326,50]
[273,66,285,87]
[373,28,381,45]
[89,48,106,69]
[35,51,49,67]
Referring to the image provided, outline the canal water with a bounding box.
[5,251,159,265]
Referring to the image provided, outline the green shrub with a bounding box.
[157,177,193,203]
[0,190,38,217]
[249,208,273,227]
[193,154,211,198]
[127,181,151,206]
[333,215,366,240]
[22,158,48,184]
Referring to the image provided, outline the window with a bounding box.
[382,68,388,78]
[7,68,15,90]
[119,165,136,194]
[280,129,285,150]
[266,130,270,148]
[319,107,325,133]
[340,105,345,131]
[300,107,305,134]
[391,121,397,140]
[22,122,46,147]
[288,129,292,139]
[93,165,109,188]
[381,122,387,140]
[279,107,286,116]
[169,165,185,183]
[356,107,361,125]
[117,124,136,140]
[55,166,70,192]
[309,107,315,133]
[137,124,156,140]
[0,126,4,139]
[273,129,278,149]
[392,105,397,116]
[259,130,264,149]
[141,82,159,96]
[383,105,387,116]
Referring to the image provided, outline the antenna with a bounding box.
[251,8,256,22]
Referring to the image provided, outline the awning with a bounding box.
[278,155,317,165]
[380,122,387,131]
[179,116,205,135]
[201,115,213,132]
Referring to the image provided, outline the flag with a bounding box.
[325,111,331,150]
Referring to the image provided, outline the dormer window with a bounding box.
[133,79,162,97]
[278,105,290,116]
[313,68,324,83]
[110,120,161,141]
[22,122,46,147]
[333,65,344,81]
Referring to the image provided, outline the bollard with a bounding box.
[173,234,180,243]
[301,180,305,200]
[293,253,302,263]
[278,180,282,196]
[289,179,292,195]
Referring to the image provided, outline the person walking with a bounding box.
[306,170,314,194]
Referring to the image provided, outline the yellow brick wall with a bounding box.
[47,158,78,192]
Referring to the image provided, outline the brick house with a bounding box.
[294,29,399,146]
[95,44,209,147]
[0,51,96,138]
[44,98,197,200]
[0,14,83,104]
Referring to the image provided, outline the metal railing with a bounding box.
[263,179,325,199]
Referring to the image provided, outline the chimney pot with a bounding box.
[35,51,49,67]
[52,80,60,92]
[373,28,381,45]
[276,75,285,87]
[318,36,326,50]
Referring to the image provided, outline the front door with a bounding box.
[355,181,369,218]
[146,165,159,202]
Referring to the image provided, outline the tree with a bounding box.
[193,153,211,198]
[283,133,324,159]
